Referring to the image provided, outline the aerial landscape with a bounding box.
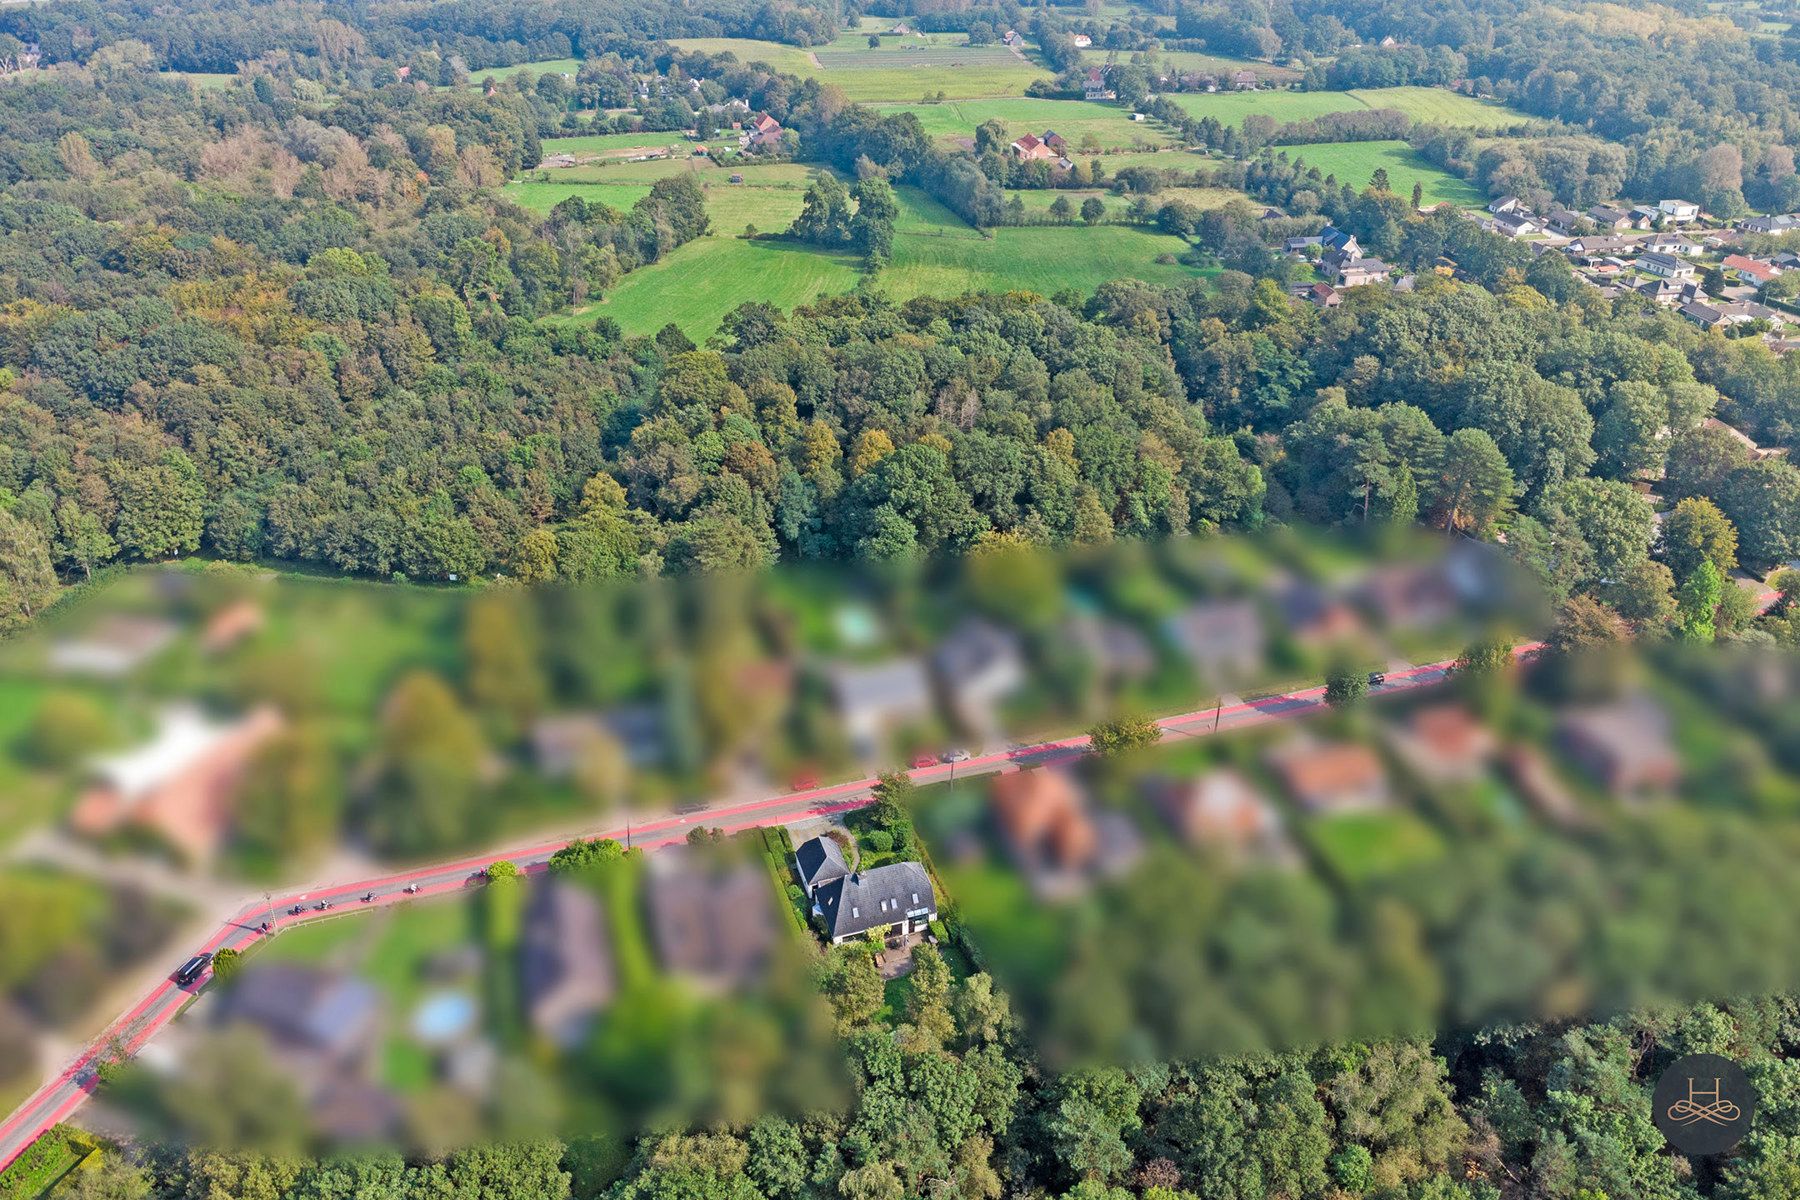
[2,0,1800,1196]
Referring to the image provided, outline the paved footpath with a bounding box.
[0,644,1537,1170]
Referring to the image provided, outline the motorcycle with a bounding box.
[362,892,376,903]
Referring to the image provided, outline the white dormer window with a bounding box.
[851,906,859,919]
[911,893,919,904]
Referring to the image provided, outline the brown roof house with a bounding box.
[71,704,283,864]
[1555,695,1680,799]
[989,768,1141,896]
[1148,769,1292,861]
[1386,703,1497,785]
[521,878,615,1047]
[646,847,777,987]
[1266,738,1390,814]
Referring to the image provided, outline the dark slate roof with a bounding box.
[794,834,850,892]
[815,862,935,940]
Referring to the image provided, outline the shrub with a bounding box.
[486,859,520,881]
[863,830,894,856]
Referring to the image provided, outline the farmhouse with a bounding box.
[742,113,783,150]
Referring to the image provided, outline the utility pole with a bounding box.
[263,891,273,933]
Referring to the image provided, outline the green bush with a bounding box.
[863,830,894,856]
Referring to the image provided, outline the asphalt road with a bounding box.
[0,646,1519,1170]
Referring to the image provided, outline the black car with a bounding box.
[174,953,213,987]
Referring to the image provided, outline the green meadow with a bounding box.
[1278,139,1487,207]
[871,97,1177,150]
[667,36,1047,102]
[470,57,582,84]
[1004,184,1246,218]
[1170,85,1530,130]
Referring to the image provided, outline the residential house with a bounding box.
[1062,610,1155,685]
[1335,258,1393,287]
[1545,209,1584,235]
[1634,277,1705,307]
[931,617,1026,735]
[221,963,381,1067]
[1681,299,1783,331]
[1070,33,1093,48]
[1628,204,1660,227]
[1586,204,1633,230]
[1741,214,1799,235]
[1487,195,1526,216]
[71,705,284,863]
[1723,253,1781,286]
[989,768,1141,892]
[1083,67,1115,101]
[1230,69,1258,89]
[1386,703,1497,784]
[813,861,937,945]
[1352,560,1456,628]
[1492,211,1539,238]
[647,848,776,986]
[1002,29,1025,48]
[1637,251,1694,280]
[1283,235,1324,256]
[520,879,615,1047]
[1555,695,1680,797]
[530,712,616,778]
[1164,597,1265,683]
[826,657,934,757]
[1270,576,1360,644]
[1562,233,1643,262]
[1658,198,1701,222]
[1148,769,1289,859]
[1265,739,1390,813]
[1642,231,1702,256]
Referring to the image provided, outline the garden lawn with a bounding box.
[1305,809,1446,883]
[871,97,1173,150]
[1279,140,1486,207]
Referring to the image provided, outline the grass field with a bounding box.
[1005,185,1246,219]
[1306,809,1447,882]
[871,97,1176,150]
[470,58,581,84]
[880,186,1207,300]
[1170,85,1530,130]
[579,237,866,338]
[1149,50,1303,83]
[1278,140,1486,207]
[538,132,704,159]
[667,35,1047,102]
[504,159,817,219]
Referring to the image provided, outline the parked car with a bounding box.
[910,755,936,769]
[941,748,972,763]
[174,953,213,987]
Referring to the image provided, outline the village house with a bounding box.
[1545,209,1584,235]
[647,848,776,987]
[1083,67,1115,100]
[1642,231,1703,256]
[825,657,934,759]
[1008,132,1066,161]
[1487,196,1527,216]
[1555,695,1680,798]
[1352,560,1457,628]
[1271,576,1361,644]
[1231,69,1259,89]
[1318,226,1362,267]
[1335,257,1393,287]
[1722,253,1782,286]
[1294,281,1341,309]
[1658,198,1701,222]
[71,705,284,864]
[520,879,615,1047]
[1070,33,1093,48]
[1061,610,1155,685]
[1164,597,1265,683]
[1637,251,1695,280]
[1386,703,1497,785]
[1492,211,1539,238]
[742,113,783,150]
[795,835,937,945]
[1586,204,1634,230]
[1628,204,1660,227]
[1680,298,1783,332]
[1283,234,1325,256]
[1265,739,1390,813]
[989,768,1141,894]
[1741,213,1799,235]
[931,617,1026,736]
[1002,29,1025,48]
[1700,416,1786,460]
[1147,769,1290,860]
